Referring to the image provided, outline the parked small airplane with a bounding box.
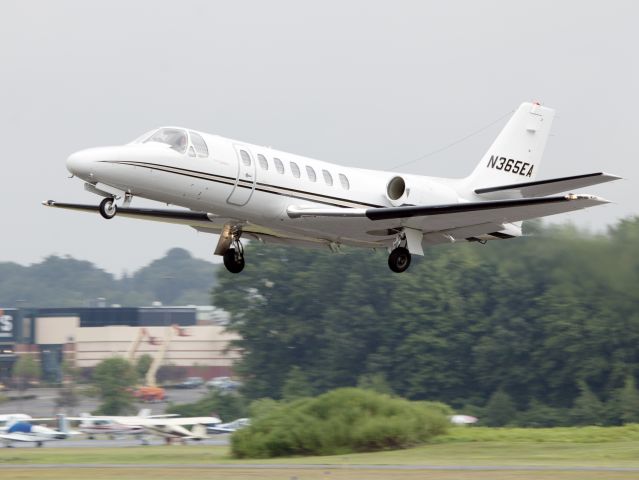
[0,415,79,447]
[207,417,250,434]
[113,416,221,444]
[67,409,179,442]
[68,413,220,444]
[0,414,32,424]
[46,102,620,273]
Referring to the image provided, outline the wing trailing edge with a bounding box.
[287,194,609,221]
[474,172,621,199]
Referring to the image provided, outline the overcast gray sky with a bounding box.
[1,0,637,275]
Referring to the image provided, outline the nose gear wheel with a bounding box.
[99,197,117,219]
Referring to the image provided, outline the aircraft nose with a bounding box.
[66,146,121,180]
[66,149,94,179]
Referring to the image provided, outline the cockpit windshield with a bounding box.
[143,128,188,154]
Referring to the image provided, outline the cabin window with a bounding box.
[306,166,317,182]
[144,128,188,154]
[274,157,284,174]
[240,150,251,166]
[290,161,301,178]
[322,170,333,186]
[188,146,196,157]
[257,154,269,170]
[190,132,209,157]
[339,173,350,190]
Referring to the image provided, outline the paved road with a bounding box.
[0,386,210,417]
[1,464,638,472]
[3,436,230,448]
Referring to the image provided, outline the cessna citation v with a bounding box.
[45,102,620,273]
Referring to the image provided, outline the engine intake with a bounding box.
[386,176,407,206]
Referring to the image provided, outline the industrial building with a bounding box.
[0,306,239,383]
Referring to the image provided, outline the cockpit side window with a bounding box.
[190,132,209,157]
[144,128,188,154]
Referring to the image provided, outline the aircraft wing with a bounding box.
[474,172,621,199]
[116,416,220,427]
[43,200,328,247]
[43,201,221,229]
[287,194,610,233]
[0,433,50,443]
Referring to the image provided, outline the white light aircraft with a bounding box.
[113,416,221,443]
[69,409,173,440]
[68,413,221,444]
[45,102,620,273]
[207,417,250,434]
[0,415,80,447]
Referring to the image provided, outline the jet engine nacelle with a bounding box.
[386,175,458,206]
[386,176,408,206]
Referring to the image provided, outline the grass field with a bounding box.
[1,426,639,479]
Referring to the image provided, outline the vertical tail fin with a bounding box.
[466,102,555,189]
[56,414,69,434]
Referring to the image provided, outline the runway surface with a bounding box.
[1,464,638,472]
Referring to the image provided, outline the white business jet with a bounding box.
[45,102,620,273]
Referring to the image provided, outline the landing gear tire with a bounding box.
[99,197,117,219]
[223,248,245,274]
[388,247,411,273]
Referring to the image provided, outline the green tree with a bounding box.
[92,357,138,415]
[12,355,42,391]
[281,366,314,401]
[357,373,393,395]
[166,390,248,421]
[211,218,639,423]
[483,389,516,427]
[617,376,639,424]
[571,381,606,425]
[135,354,153,381]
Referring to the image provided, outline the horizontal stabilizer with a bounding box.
[474,172,621,199]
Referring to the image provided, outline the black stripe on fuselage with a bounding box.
[104,161,383,209]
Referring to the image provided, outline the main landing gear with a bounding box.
[388,247,411,273]
[223,233,245,274]
[387,231,412,273]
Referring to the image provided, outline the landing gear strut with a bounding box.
[99,197,117,219]
[223,233,245,273]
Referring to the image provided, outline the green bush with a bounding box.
[231,388,449,458]
[166,390,248,421]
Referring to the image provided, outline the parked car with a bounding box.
[205,376,242,392]
[175,377,204,389]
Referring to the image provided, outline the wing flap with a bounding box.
[375,195,609,232]
[287,195,609,234]
[474,172,621,199]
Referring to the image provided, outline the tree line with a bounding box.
[0,248,218,307]
[213,217,639,426]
